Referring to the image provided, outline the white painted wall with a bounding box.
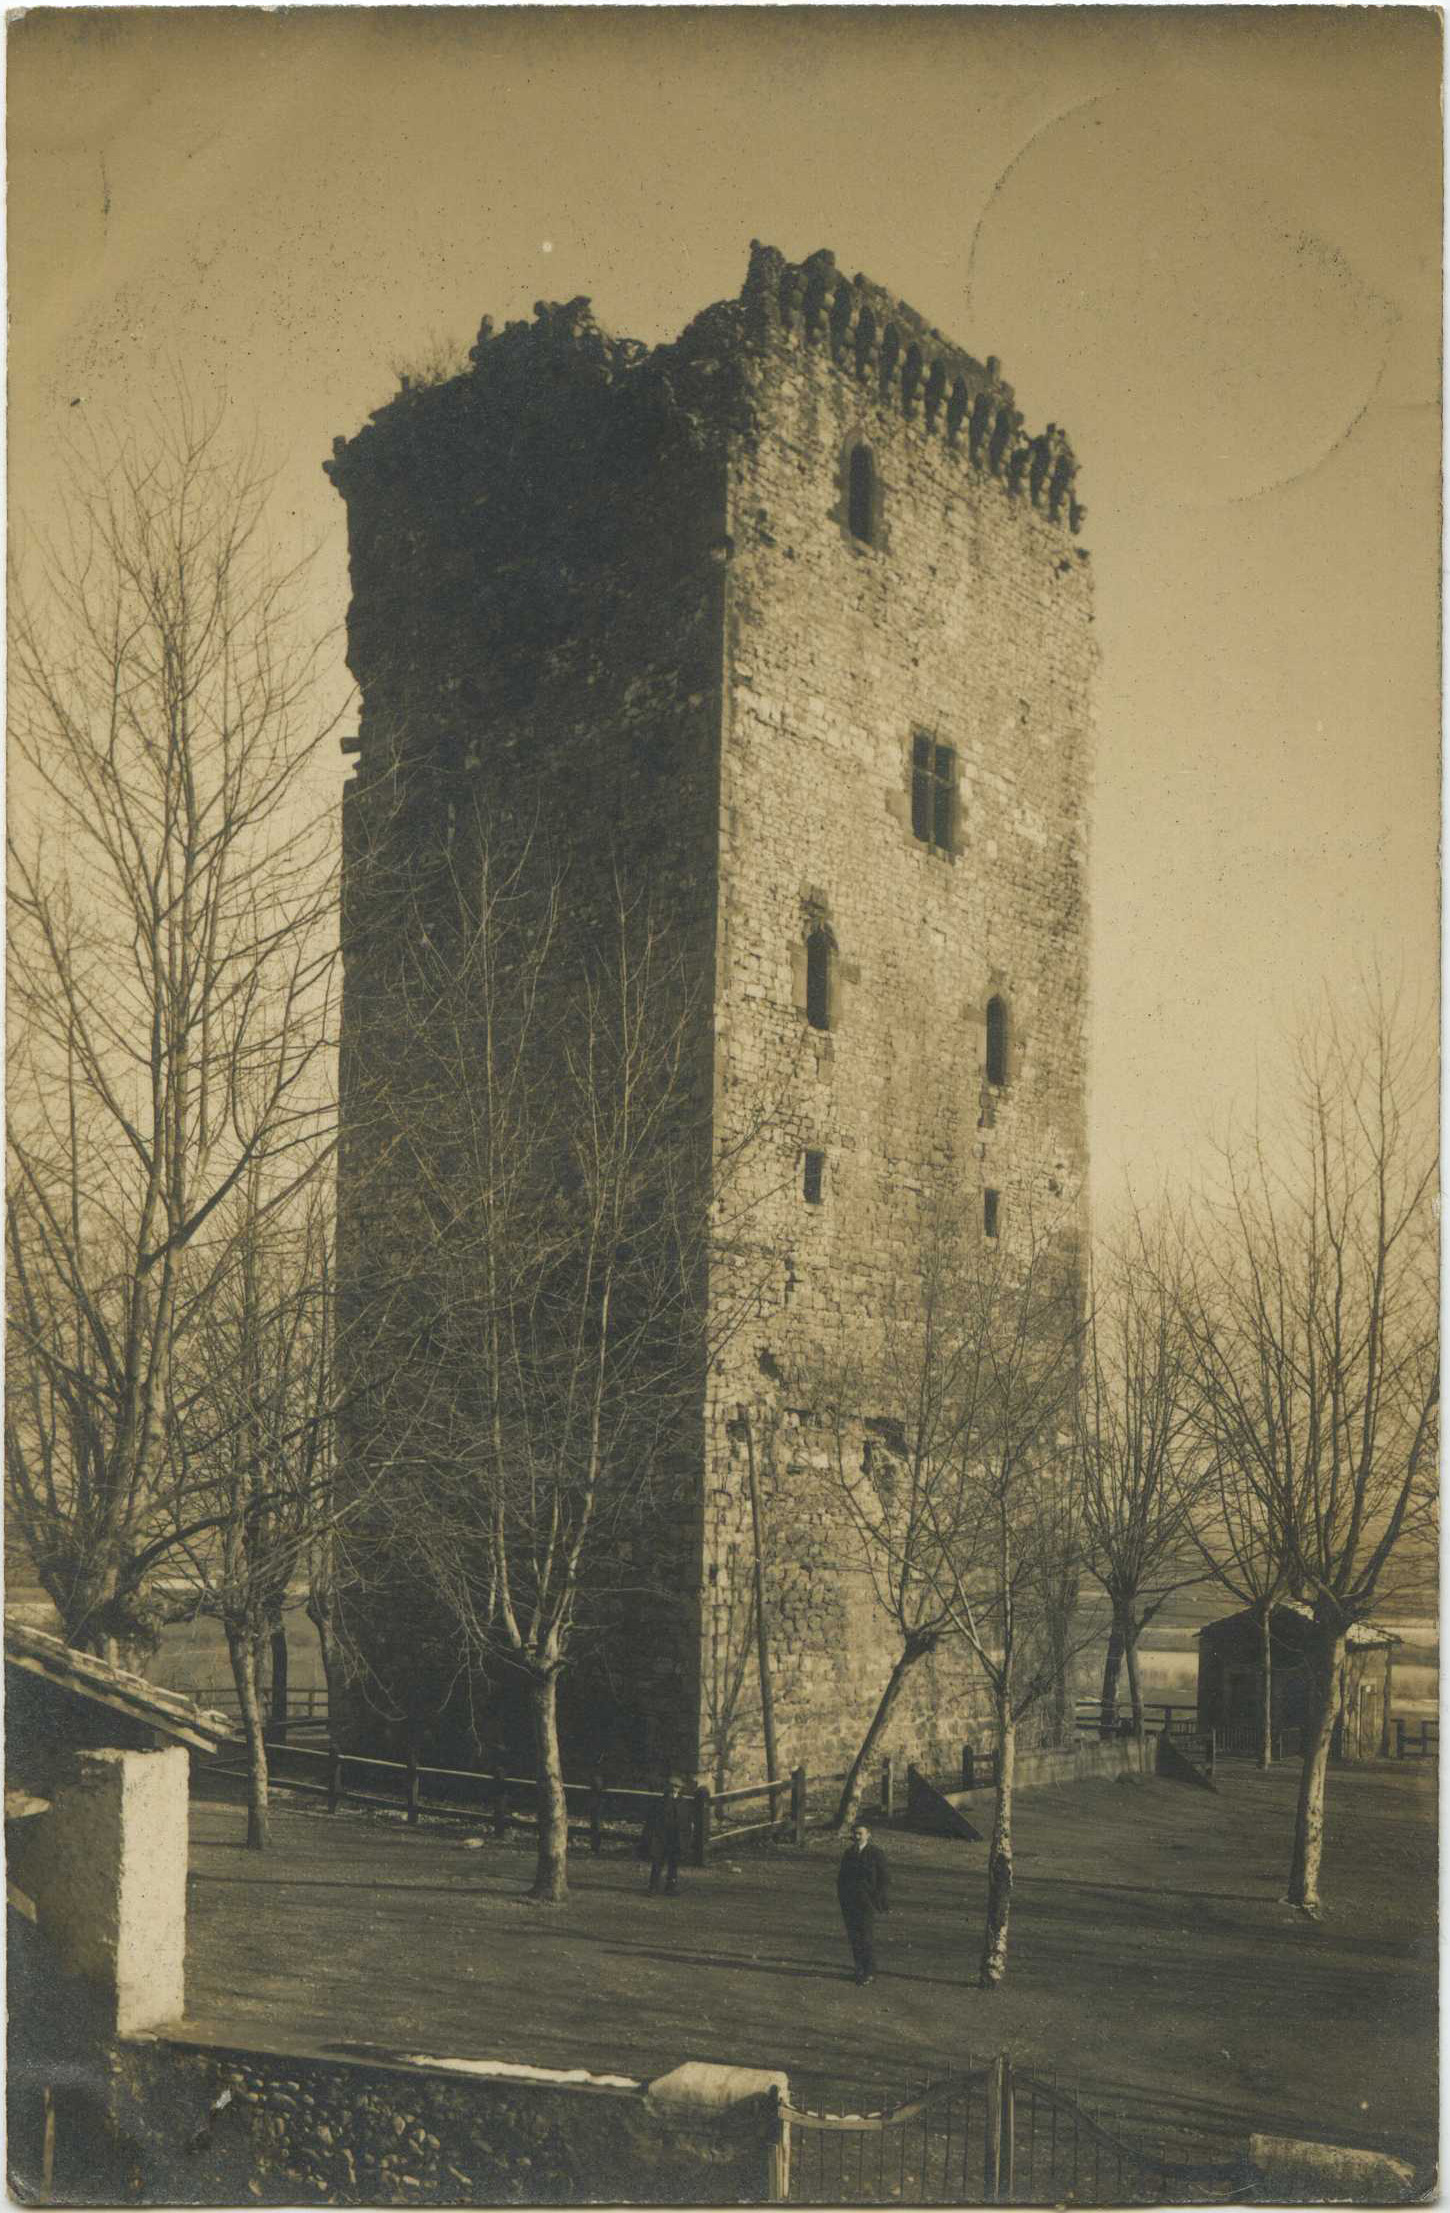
[12,1746,188,2032]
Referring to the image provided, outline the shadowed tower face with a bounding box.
[328,243,1093,1785]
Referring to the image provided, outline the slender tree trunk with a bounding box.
[832,1637,933,1831]
[268,1618,289,1745]
[979,1697,1015,1987]
[1286,1631,1344,1915]
[1050,1633,1072,1747]
[307,1587,341,1736]
[1098,1623,1123,1738]
[1257,1602,1274,1768]
[1123,1619,1144,1738]
[226,1623,270,1851]
[528,1669,569,1902]
[741,1413,780,1807]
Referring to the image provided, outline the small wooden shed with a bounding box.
[1195,1604,1396,1760]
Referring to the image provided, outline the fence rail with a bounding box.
[1394,1716,1438,1759]
[183,1684,329,1725]
[207,1739,848,1861]
[1074,1698,1207,1739]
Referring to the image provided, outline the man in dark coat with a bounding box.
[837,1819,890,1983]
[644,1775,686,1895]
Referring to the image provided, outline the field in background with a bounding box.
[1129,1643,1437,1718]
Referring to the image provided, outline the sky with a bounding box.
[8,5,1442,1200]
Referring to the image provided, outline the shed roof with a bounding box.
[1196,1603,1397,1651]
[4,1618,239,1754]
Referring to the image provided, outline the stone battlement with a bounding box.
[742,243,1083,534]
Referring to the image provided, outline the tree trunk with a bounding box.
[979,1699,1016,1987]
[1050,1637,1072,1747]
[1123,1619,1144,1738]
[741,1413,781,1812]
[1098,1623,1123,1738]
[1257,1601,1274,1768]
[268,1618,289,1745]
[832,1638,932,1830]
[528,1670,569,1902]
[307,1587,342,1736]
[226,1623,270,1851]
[1286,1630,1344,1915]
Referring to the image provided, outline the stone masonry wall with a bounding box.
[329,244,1093,1792]
[698,246,1094,1783]
[109,2039,783,2207]
[328,300,737,1779]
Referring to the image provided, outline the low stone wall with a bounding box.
[110,2034,786,2205]
[959,1734,1152,1802]
[1012,1735,1154,1791]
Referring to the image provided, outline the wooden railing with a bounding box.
[207,1740,866,1860]
[184,1684,329,1725]
[1394,1716,1438,1760]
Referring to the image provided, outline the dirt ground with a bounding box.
[184,1758,1436,2169]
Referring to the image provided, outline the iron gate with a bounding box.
[775,2055,1256,2205]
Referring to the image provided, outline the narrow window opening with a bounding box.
[848,445,876,545]
[986,996,1009,1087]
[804,1150,825,1206]
[984,1188,1000,1241]
[911,734,956,853]
[805,930,833,1031]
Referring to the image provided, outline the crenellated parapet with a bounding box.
[327,247,1084,536]
[741,242,1084,534]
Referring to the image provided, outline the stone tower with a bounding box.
[327,243,1093,1785]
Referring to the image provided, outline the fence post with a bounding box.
[405,1741,421,1825]
[1206,1730,1216,1776]
[491,1768,510,1837]
[766,2084,791,2202]
[790,1766,806,1846]
[984,2053,1003,2201]
[881,1755,894,1819]
[693,1784,712,1867]
[1395,1718,1405,1760]
[326,1746,343,1814]
[589,1764,606,1856]
[962,1743,975,1791]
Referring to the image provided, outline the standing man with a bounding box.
[837,1819,890,1983]
[644,1774,686,1896]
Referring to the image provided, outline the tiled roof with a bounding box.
[4,1618,240,1753]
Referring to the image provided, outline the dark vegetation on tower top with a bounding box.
[325,241,1086,538]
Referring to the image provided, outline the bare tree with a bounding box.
[800,1173,1085,1972]
[160,1183,335,1847]
[1076,1214,1208,1740]
[1182,988,1437,1913]
[911,1198,1087,1986]
[6,396,343,1658]
[796,1195,980,1832]
[348,835,743,1901]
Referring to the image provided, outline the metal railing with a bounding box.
[775,2054,1258,2204]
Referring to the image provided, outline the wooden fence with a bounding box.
[1394,1716,1438,1759]
[209,1740,873,1860]
[185,1684,329,1726]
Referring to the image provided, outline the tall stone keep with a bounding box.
[327,243,1093,1786]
